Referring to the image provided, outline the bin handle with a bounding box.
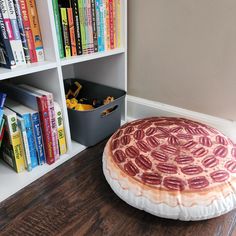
[101,105,118,117]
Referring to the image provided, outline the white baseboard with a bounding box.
[127,95,236,142]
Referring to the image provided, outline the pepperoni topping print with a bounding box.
[109,117,236,192]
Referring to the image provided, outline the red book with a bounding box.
[18,0,38,63]
[108,0,114,49]
[36,96,55,165]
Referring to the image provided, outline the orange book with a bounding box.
[26,0,45,62]
[67,8,77,56]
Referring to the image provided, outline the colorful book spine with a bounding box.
[71,0,82,55]
[0,0,21,64]
[37,96,55,164]
[0,8,16,68]
[17,116,32,171]
[0,82,55,165]
[105,0,110,50]
[0,92,7,109]
[52,0,64,58]
[31,112,46,165]
[6,0,26,65]
[54,102,67,155]
[108,0,114,49]
[0,118,5,149]
[78,0,87,54]
[112,0,116,48]
[60,7,71,57]
[2,107,25,173]
[91,0,98,52]
[20,113,38,168]
[18,84,59,161]
[67,8,77,56]
[18,0,37,63]
[13,0,30,63]
[116,0,120,48]
[26,0,44,62]
[86,0,94,53]
[97,0,105,51]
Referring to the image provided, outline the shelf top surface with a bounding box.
[60,48,126,66]
[0,61,58,80]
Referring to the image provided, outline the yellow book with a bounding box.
[54,102,67,155]
[116,0,121,48]
[2,107,25,173]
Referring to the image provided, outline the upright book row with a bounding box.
[0,83,67,173]
[0,0,44,69]
[53,0,121,58]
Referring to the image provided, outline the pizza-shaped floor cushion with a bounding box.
[103,117,236,221]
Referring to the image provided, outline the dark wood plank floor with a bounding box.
[0,139,236,236]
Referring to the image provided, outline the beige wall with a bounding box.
[128,0,236,120]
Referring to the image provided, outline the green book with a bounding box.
[52,0,65,58]
[78,0,87,54]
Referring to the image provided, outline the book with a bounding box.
[26,0,44,62]
[52,0,64,58]
[91,0,98,52]
[78,0,87,54]
[5,0,26,65]
[0,8,16,69]
[0,82,55,165]
[54,102,67,155]
[95,0,104,52]
[108,0,114,49]
[0,0,21,65]
[67,8,77,56]
[5,98,38,169]
[0,118,5,150]
[19,84,60,161]
[60,7,71,57]
[71,0,82,55]
[18,0,37,63]
[104,0,110,50]
[112,0,116,48]
[85,0,94,54]
[1,107,25,173]
[17,116,32,171]
[13,0,31,63]
[0,92,7,109]
[116,0,121,48]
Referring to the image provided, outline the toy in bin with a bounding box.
[65,81,115,114]
[64,78,126,147]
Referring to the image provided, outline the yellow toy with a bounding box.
[74,103,94,111]
[66,82,82,99]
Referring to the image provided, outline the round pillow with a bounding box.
[102,117,236,221]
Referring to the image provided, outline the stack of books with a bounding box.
[53,0,121,58]
[0,82,67,173]
[0,0,44,69]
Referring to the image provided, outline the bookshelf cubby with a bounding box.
[0,0,127,202]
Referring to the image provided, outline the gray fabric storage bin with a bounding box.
[64,78,126,147]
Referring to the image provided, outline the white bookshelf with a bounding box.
[0,0,127,202]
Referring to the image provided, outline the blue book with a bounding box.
[98,0,105,51]
[31,112,46,165]
[5,98,38,169]
[0,109,3,126]
[0,92,7,109]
